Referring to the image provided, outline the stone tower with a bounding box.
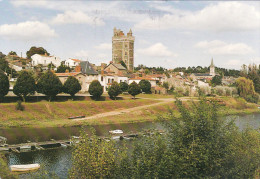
[210,58,215,76]
[112,27,135,72]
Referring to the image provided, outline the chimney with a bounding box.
[101,63,106,75]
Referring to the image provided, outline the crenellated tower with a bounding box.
[112,28,135,72]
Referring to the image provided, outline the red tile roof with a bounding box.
[55,72,81,77]
[71,59,81,62]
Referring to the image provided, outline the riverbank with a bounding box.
[0,154,17,179]
[0,95,259,128]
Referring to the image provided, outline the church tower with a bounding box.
[210,58,215,76]
[112,28,135,72]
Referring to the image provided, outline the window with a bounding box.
[112,79,114,83]
[101,76,103,81]
[108,79,110,83]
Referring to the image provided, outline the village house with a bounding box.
[31,54,62,69]
[99,73,128,92]
[104,62,128,76]
[190,59,216,81]
[64,58,81,68]
[129,76,157,87]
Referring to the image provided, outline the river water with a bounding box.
[2,113,260,179]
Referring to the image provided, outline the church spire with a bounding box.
[210,58,214,67]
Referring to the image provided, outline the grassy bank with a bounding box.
[0,154,17,179]
[0,98,157,128]
[0,96,259,129]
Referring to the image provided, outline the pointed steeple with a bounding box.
[210,58,214,67]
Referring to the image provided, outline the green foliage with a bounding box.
[128,81,141,98]
[69,130,119,178]
[0,72,9,101]
[26,46,49,59]
[36,71,63,101]
[56,63,71,73]
[236,77,258,103]
[8,51,17,56]
[15,100,25,111]
[108,81,122,99]
[119,82,128,92]
[13,70,36,102]
[63,76,81,99]
[211,75,222,86]
[89,80,103,100]
[139,79,151,93]
[47,63,56,70]
[0,56,17,77]
[120,60,127,69]
[162,81,169,91]
[0,154,18,179]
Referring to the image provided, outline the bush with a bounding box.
[215,86,225,96]
[0,72,9,101]
[128,81,141,99]
[139,80,151,93]
[244,94,259,103]
[63,76,81,99]
[119,82,128,92]
[15,100,24,111]
[89,80,103,100]
[108,82,122,100]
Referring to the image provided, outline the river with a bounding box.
[3,113,260,179]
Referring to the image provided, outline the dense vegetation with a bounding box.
[89,80,103,100]
[108,81,122,99]
[0,72,9,101]
[139,79,151,93]
[70,98,260,178]
[63,76,81,99]
[128,81,141,99]
[26,46,50,59]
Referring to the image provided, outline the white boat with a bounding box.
[109,129,123,134]
[10,163,40,172]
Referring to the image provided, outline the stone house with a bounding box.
[104,63,127,76]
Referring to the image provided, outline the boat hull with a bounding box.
[10,164,40,172]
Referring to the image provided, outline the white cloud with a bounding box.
[75,50,89,59]
[137,43,178,58]
[135,2,260,31]
[0,21,56,40]
[94,43,111,50]
[195,40,254,55]
[51,11,104,26]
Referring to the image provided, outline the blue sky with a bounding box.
[0,1,259,69]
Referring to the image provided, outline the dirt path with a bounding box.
[73,97,190,121]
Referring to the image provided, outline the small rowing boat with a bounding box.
[10,163,40,172]
[109,129,123,134]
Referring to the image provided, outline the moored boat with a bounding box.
[109,129,123,134]
[10,163,40,172]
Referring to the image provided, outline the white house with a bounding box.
[31,54,62,68]
[129,77,157,87]
[64,58,81,68]
[98,74,128,92]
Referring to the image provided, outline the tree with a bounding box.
[139,79,151,93]
[162,82,169,93]
[56,63,71,73]
[89,80,103,100]
[0,72,9,101]
[236,77,259,103]
[37,70,63,101]
[119,82,128,92]
[128,81,141,99]
[120,61,127,69]
[8,51,17,56]
[63,76,81,99]
[211,75,222,86]
[13,71,36,102]
[26,46,49,59]
[108,82,122,100]
[247,64,260,94]
[47,63,56,70]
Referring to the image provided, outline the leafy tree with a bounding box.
[236,77,259,103]
[47,63,56,70]
[120,60,127,69]
[89,80,103,100]
[247,64,260,94]
[13,70,36,102]
[119,82,128,92]
[56,63,71,73]
[26,46,49,59]
[162,81,169,93]
[139,79,151,93]
[128,81,141,99]
[36,70,63,101]
[63,76,81,99]
[211,75,222,86]
[0,72,9,101]
[8,51,17,56]
[108,82,122,100]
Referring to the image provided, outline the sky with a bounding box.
[0,1,259,70]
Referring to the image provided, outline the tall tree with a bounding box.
[37,70,63,101]
[26,46,50,59]
[162,81,169,93]
[89,80,103,100]
[8,51,17,56]
[0,72,9,101]
[108,82,122,100]
[13,71,36,102]
[128,81,141,99]
[139,79,151,93]
[63,76,81,100]
[56,63,71,73]
[211,75,222,86]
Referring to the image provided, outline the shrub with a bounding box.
[119,82,128,92]
[0,72,9,101]
[63,76,81,99]
[89,80,103,100]
[244,94,259,103]
[128,81,141,99]
[15,100,24,111]
[108,82,122,100]
[215,86,225,96]
[139,80,151,93]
